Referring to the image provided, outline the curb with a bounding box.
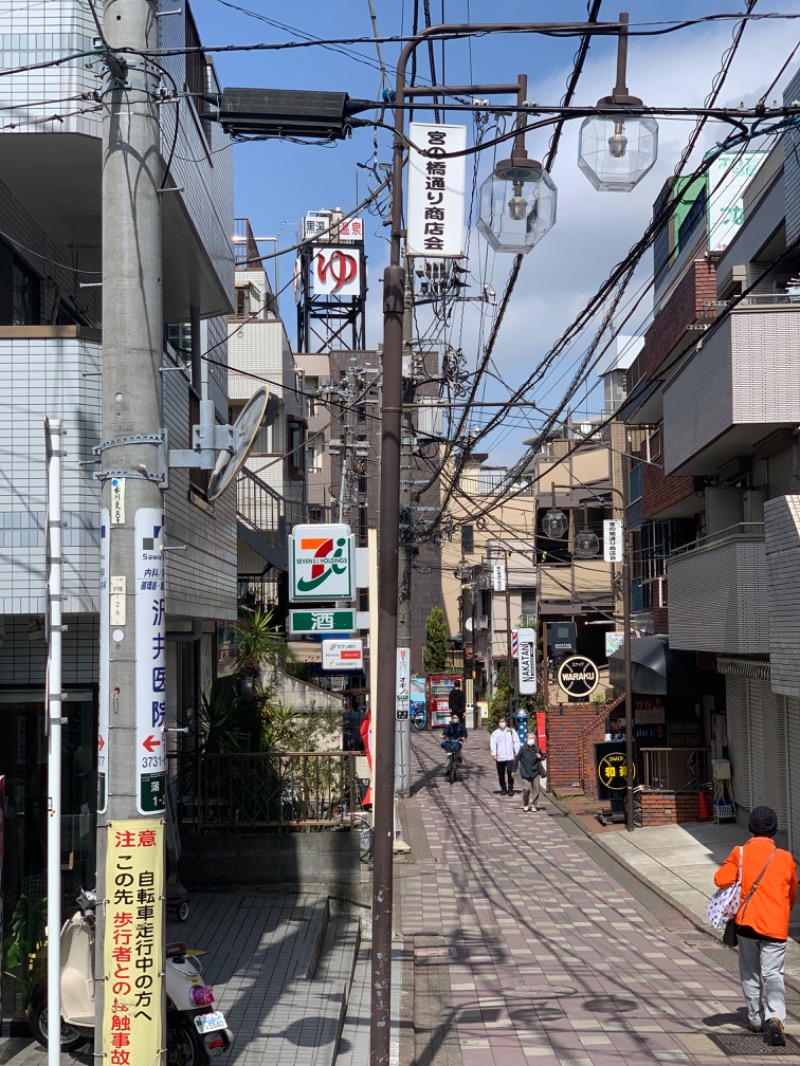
[545,791,800,999]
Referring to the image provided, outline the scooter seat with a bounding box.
[166,942,187,957]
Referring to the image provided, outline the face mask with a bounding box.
[451,720,459,726]
[527,739,535,747]
[499,723,507,731]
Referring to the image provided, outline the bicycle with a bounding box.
[410,707,427,731]
[446,748,460,784]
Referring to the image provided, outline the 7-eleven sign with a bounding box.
[289,524,355,602]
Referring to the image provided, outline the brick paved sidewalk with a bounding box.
[397,731,800,1065]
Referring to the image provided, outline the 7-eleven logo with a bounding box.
[297,536,349,593]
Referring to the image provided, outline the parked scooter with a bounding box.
[28,888,233,1065]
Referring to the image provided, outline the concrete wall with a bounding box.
[180,831,364,896]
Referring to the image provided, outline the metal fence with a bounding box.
[168,751,364,830]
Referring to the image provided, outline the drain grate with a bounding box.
[709,1032,800,1056]
[415,946,458,958]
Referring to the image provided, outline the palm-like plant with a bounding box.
[234,606,284,690]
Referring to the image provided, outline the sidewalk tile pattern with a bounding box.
[398,732,800,1066]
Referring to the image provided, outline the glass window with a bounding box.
[288,418,307,479]
[305,376,319,417]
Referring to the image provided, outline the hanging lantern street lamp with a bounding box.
[542,509,568,540]
[574,528,600,559]
[578,13,658,192]
[477,75,557,253]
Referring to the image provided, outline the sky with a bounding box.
[189,0,800,466]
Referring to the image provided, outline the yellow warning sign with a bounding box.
[102,819,164,1066]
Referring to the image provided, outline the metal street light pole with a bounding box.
[374,18,633,1064]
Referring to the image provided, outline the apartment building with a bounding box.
[620,69,800,842]
[0,3,235,919]
[229,220,306,608]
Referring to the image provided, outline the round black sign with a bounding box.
[597,751,635,791]
[557,655,599,699]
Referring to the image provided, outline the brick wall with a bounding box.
[638,790,703,826]
[641,459,697,521]
[641,259,718,379]
[547,703,609,797]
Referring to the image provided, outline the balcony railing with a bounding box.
[670,522,765,558]
[169,751,363,830]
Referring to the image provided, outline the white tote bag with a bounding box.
[707,847,742,929]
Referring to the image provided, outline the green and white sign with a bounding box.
[289,609,357,634]
[289,523,355,602]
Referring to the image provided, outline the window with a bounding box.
[305,376,319,417]
[166,322,192,363]
[307,442,323,473]
[629,463,642,503]
[288,418,307,480]
[0,243,41,325]
[461,525,474,554]
[309,505,324,523]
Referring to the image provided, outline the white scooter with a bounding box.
[28,888,233,1065]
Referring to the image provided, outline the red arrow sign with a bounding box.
[98,735,105,751]
[142,735,161,753]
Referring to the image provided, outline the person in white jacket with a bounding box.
[489,717,521,795]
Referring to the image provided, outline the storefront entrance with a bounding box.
[0,688,97,928]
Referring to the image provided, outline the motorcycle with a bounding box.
[28,888,233,1065]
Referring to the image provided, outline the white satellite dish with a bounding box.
[207,386,272,501]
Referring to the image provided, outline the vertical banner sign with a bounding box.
[706,150,765,253]
[603,519,623,563]
[103,819,164,1066]
[406,123,467,258]
[98,508,110,813]
[396,647,410,720]
[517,627,537,695]
[135,510,166,815]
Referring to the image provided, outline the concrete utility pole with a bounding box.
[96,0,166,1056]
[395,261,414,799]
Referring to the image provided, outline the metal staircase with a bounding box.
[236,466,322,573]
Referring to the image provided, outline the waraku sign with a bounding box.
[289,523,356,602]
[557,655,600,699]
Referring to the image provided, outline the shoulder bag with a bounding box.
[722,847,776,947]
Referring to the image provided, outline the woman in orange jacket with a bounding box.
[714,805,798,1046]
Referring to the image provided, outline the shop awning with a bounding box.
[608,635,696,696]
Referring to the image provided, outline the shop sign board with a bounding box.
[406,123,467,258]
[605,631,625,657]
[517,627,537,695]
[322,639,363,671]
[289,609,356,634]
[597,751,635,792]
[289,524,355,602]
[603,519,623,563]
[557,655,600,699]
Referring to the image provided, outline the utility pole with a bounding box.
[396,260,415,799]
[504,551,514,718]
[96,1,166,1060]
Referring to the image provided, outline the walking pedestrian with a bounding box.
[448,679,466,723]
[514,736,544,811]
[489,716,521,795]
[714,805,798,1046]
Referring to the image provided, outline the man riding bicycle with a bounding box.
[441,713,468,766]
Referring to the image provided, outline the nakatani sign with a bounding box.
[289,524,356,602]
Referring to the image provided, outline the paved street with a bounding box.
[396,730,800,1065]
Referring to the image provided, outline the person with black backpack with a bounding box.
[514,736,545,812]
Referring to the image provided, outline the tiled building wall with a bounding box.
[0,335,101,615]
[784,69,800,247]
[0,3,99,136]
[0,615,98,685]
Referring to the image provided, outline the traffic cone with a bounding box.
[697,790,712,822]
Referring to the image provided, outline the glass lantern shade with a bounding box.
[574,529,600,559]
[542,509,568,539]
[578,113,658,192]
[477,159,557,253]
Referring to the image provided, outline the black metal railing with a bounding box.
[168,751,363,830]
